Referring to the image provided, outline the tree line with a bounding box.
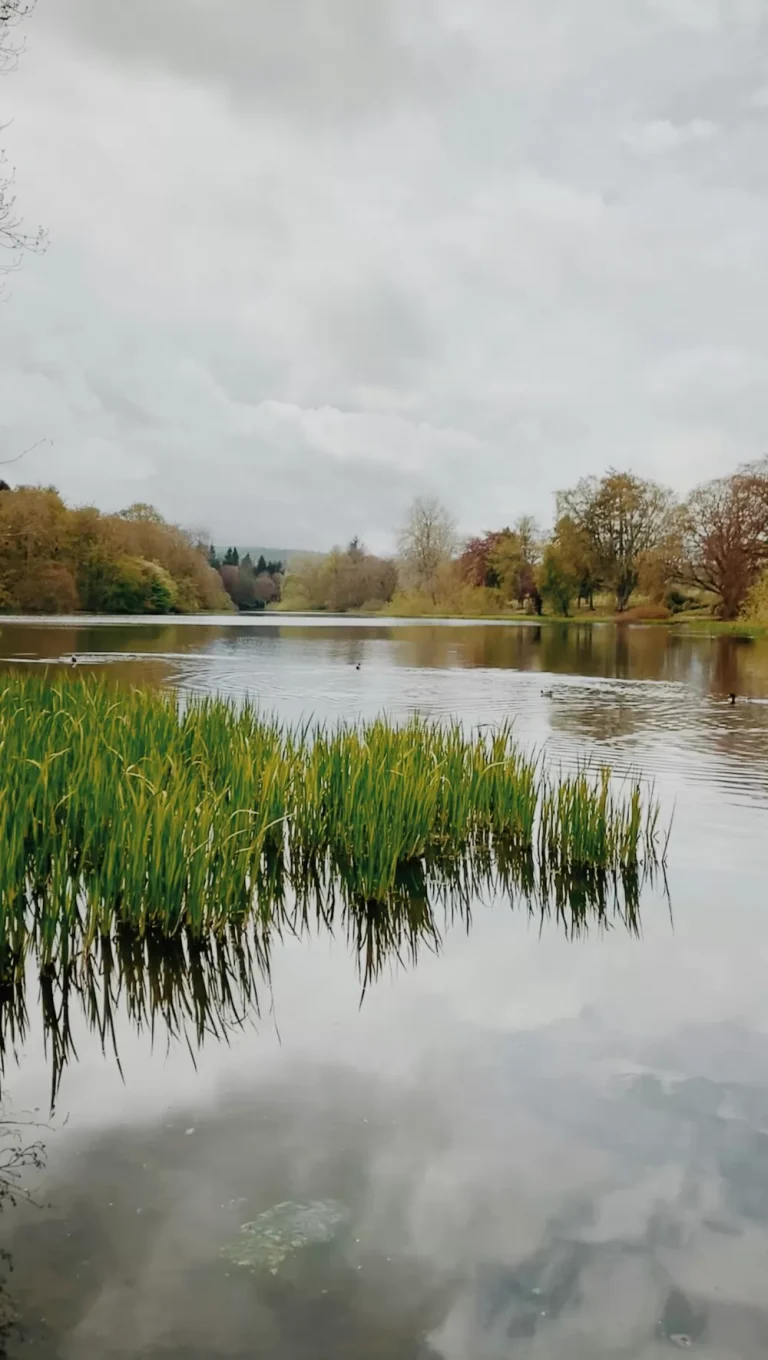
[0,486,231,613]
[2,456,768,621]
[281,458,768,623]
[207,546,285,611]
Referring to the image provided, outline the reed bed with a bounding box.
[0,674,666,969]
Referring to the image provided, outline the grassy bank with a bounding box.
[0,676,665,966]
[272,604,766,637]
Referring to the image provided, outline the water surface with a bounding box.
[0,616,767,1358]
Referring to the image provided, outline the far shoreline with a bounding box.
[0,611,765,639]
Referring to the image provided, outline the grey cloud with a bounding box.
[2,0,768,546]
[310,278,438,394]
[86,373,156,431]
[621,118,719,153]
[45,0,474,123]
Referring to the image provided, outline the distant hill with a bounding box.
[213,547,323,566]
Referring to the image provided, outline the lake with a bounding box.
[1,615,768,1358]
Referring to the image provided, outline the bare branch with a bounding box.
[0,436,51,467]
[0,1,46,287]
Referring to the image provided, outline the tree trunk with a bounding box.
[615,574,635,612]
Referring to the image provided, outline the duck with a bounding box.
[70,655,78,666]
[355,662,361,671]
[728,692,736,705]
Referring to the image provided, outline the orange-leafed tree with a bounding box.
[682,461,768,619]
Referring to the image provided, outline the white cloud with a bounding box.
[1,0,767,547]
[621,118,719,154]
[644,345,768,396]
[645,0,756,32]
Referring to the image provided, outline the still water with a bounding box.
[1,616,768,1359]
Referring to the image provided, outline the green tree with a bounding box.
[552,514,601,609]
[145,563,177,613]
[81,555,177,614]
[539,542,578,616]
[559,471,672,612]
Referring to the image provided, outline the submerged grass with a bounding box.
[0,674,666,967]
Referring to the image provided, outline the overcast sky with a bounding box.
[2,0,768,551]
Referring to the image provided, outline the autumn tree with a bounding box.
[66,505,122,610]
[397,496,456,601]
[281,541,396,612]
[635,504,688,605]
[253,571,279,606]
[327,541,396,611]
[280,556,329,611]
[459,531,505,588]
[681,461,768,619]
[515,515,539,568]
[0,485,67,582]
[552,514,601,609]
[0,489,231,615]
[109,513,230,612]
[14,560,79,613]
[117,502,165,524]
[488,519,542,613]
[0,487,79,611]
[558,471,673,612]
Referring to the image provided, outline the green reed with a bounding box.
[0,674,666,967]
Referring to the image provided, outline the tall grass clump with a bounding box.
[0,674,667,964]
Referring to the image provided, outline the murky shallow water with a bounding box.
[1,616,768,1358]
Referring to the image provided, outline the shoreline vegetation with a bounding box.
[269,461,768,630]
[0,672,669,1101]
[0,673,666,1101]
[267,607,767,638]
[0,675,665,955]
[2,457,768,630]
